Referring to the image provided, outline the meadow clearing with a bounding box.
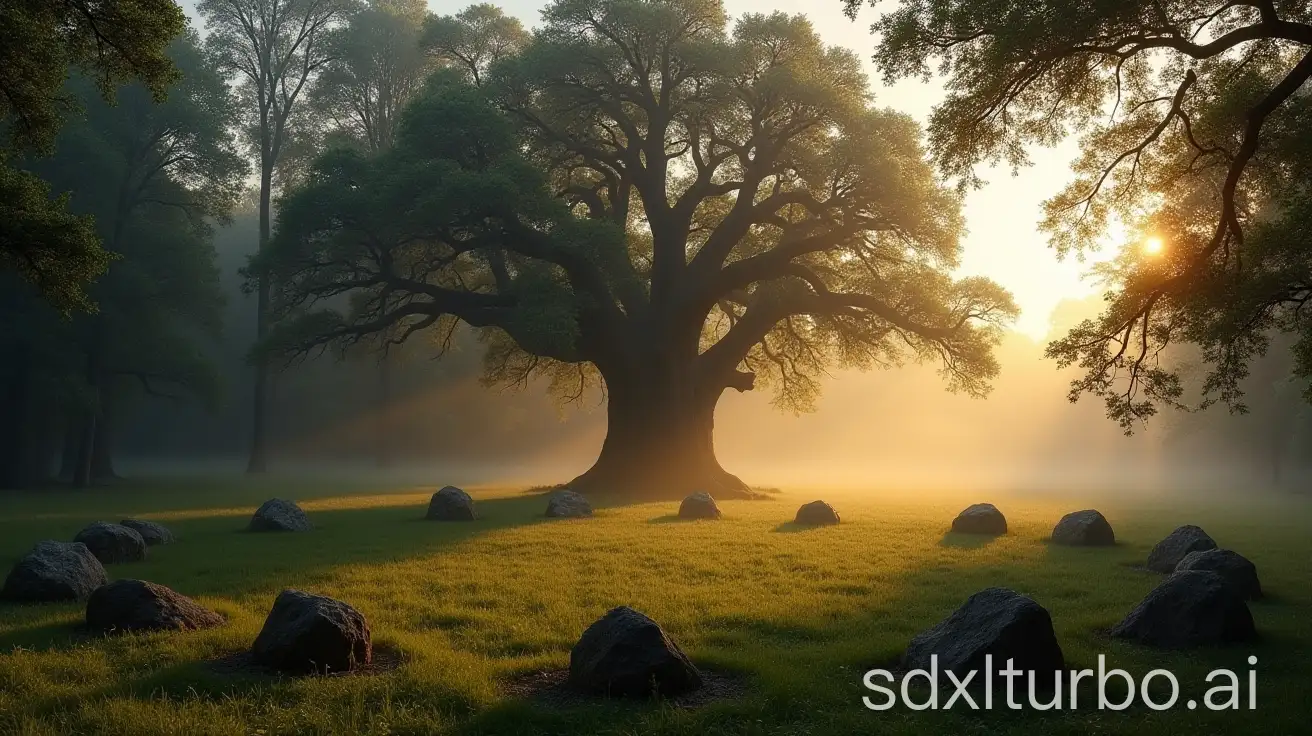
[1,480,1308,735]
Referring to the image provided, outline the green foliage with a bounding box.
[269,0,1016,418]
[0,161,108,314]
[422,2,529,85]
[0,0,186,312]
[4,33,245,445]
[312,0,433,153]
[851,0,1312,430]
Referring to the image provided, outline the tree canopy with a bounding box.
[263,0,1016,497]
[845,0,1312,429]
[0,0,187,312]
[1,32,245,488]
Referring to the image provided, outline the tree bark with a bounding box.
[247,159,274,474]
[566,359,755,500]
[91,379,118,481]
[375,351,391,468]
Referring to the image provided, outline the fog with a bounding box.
[114,217,1309,496]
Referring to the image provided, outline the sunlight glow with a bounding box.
[1143,236,1165,256]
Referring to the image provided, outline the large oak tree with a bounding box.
[264,0,1017,498]
[845,0,1312,429]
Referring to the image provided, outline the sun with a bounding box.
[1143,236,1165,256]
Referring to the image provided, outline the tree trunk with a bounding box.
[375,351,391,468]
[73,342,101,489]
[247,160,274,474]
[566,364,755,500]
[91,380,118,481]
[0,341,50,490]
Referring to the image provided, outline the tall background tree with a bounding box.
[0,0,186,312]
[1,32,246,488]
[307,0,434,465]
[199,0,351,473]
[261,0,1018,499]
[844,0,1312,430]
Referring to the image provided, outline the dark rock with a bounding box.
[1110,570,1256,648]
[74,522,147,563]
[1146,525,1216,573]
[1050,509,1115,546]
[249,498,313,532]
[794,500,840,526]
[678,492,721,520]
[119,519,174,546]
[251,589,372,674]
[545,490,592,518]
[1,541,107,602]
[905,588,1064,684]
[1176,549,1262,600]
[569,605,703,697]
[86,579,224,634]
[426,486,476,521]
[951,503,1007,535]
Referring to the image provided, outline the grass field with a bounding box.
[1,480,1309,735]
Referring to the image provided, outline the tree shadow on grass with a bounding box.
[0,615,90,652]
[770,521,839,533]
[937,531,1002,549]
[648,514,721,524]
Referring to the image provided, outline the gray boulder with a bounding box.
[569,605,703,697]
[1,541,107,602]
[249,498,313,532]
[1050,509,1115,546]
[1176,549,1262,600]
[86,579,224,634]
[119,519,174,546]
[1110,570,1255,648]
[905,587,1064,684]
[678,492,721,520]
[794,500,840,526]
[951,503,1008,535]
[74,522,147,563]
[426,486,477,521]
[545,490,593,518]
[251,589,372,674]
[1146,525,1216,573]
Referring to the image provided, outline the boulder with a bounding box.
[950,503,1008,536]
[86,579,223,634]
[119,519,175,546]
[74,522,147,564]
[569,605,703,697]
[905,587,1064,684]
[545,490,593,518]
[1146,525,1216,573]
[251,589,372,674]
[794,500,840,526]
[426,486,477,521]
[1,541,107,602]
[1050,509,1115,546]
[1110,570,1256,648]
[1176,549,1262,600]
[249,498,313,532]
[678,492,721,520]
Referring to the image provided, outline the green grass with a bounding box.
[1,480,1309,735]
